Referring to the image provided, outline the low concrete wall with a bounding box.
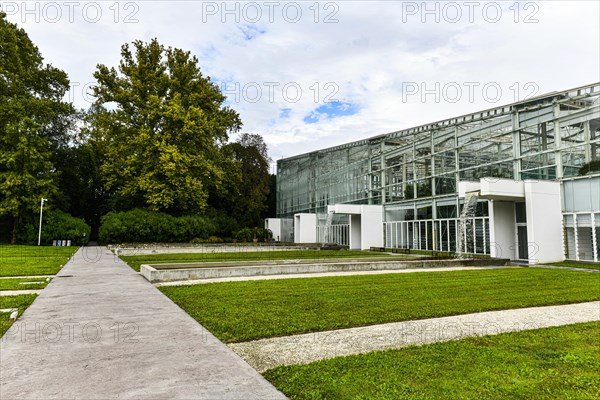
[141,258,509,283]
[113,245,309,256]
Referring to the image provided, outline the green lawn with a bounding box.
[0,245,75,277]
[264,322,600,400]
[0,277,49,291]
[160,268,600,343]
[122,250,391,272]
[0,294,38,336]
[544,260,600,271]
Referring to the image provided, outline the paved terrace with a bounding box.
[0,246,285,399]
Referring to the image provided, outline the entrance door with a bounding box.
[515,202,528,260]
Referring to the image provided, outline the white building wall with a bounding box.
[524,181,564,264]
[360,205,384,250]
[489,201,516,260]
[265,218,282,242]
[265,218,293,242]
[349,214,361,250]
[294,214,317,243]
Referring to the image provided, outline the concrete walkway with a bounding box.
[0,247,285,399]
[230,301,600,372]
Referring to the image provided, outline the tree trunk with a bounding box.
[11,214,19,244]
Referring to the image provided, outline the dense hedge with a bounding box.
[98,209,235,244]
[21,210,91,245]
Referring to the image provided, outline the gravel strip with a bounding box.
[0,275,54,279]
[155,266,513,286]
[0,290,42,296]
[229,301,600,372]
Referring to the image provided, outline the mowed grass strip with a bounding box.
[0,294,37,336]
[0,245,75,277]
[0,278,49,291]
[159,268,600,343]
[544,261,600,271]
[264,322,600,400]
[122,250,391,272]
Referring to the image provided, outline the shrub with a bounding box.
[40,210,91,246]
[205,210,240,238]
[98,209,216,244]
[235,227,254,242]
[253,227,273,241]
[235,227,273,242]
[192,236,223,243]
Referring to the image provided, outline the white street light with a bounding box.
[38,198,48,246]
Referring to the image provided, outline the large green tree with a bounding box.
[90,39,241,215]
[0,12,74,242]
[226,133,272,227]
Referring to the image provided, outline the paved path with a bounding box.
[0,247,285,399]
[230,301,600,372]
[155,266,514,286]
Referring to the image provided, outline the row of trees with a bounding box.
[0,12,274,243]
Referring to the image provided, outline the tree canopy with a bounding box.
[1,18,275,243]
[89,39,242,215]
[0,12,75,242]
[227,133,272,227]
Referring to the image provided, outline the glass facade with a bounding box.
[277,83,600,254]
[562,175,600,262]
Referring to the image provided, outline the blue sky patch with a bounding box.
[279,108,292,119]
[238,24,266,41]
[303,102,359,124]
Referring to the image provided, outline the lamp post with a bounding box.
[37,198,47,246]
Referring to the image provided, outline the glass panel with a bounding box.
[416,179,432,198]
[564,225,576,259]
[416,205,432,220]
[459,162,513,180]
[591,118,600,140]
[435,175,456,196]
[561,178,600,212]
[434,131,455,153]
[414,157,431,179]
[520,122,555,156]
[385,206,414,222]
[563,214,574,227]
[516,203,527,223]
[521,152,556,170]
[577,214,592,226]
[560,122,585,147]
[520,152,556,180]
[576,226,594,261]
[562,145,586,177]
[437,204,457,218]
[517,226,528,260]
[414,134,431,158]
[476,201,489,217]
[434,151,456,174]
[520,167,556,180]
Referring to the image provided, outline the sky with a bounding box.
[3,1,599,172]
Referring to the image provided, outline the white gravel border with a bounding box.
[155,266,513,286]
[229,301,600,372]
[0,290,42,296]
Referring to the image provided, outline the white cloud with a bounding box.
[4,0,599,163]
